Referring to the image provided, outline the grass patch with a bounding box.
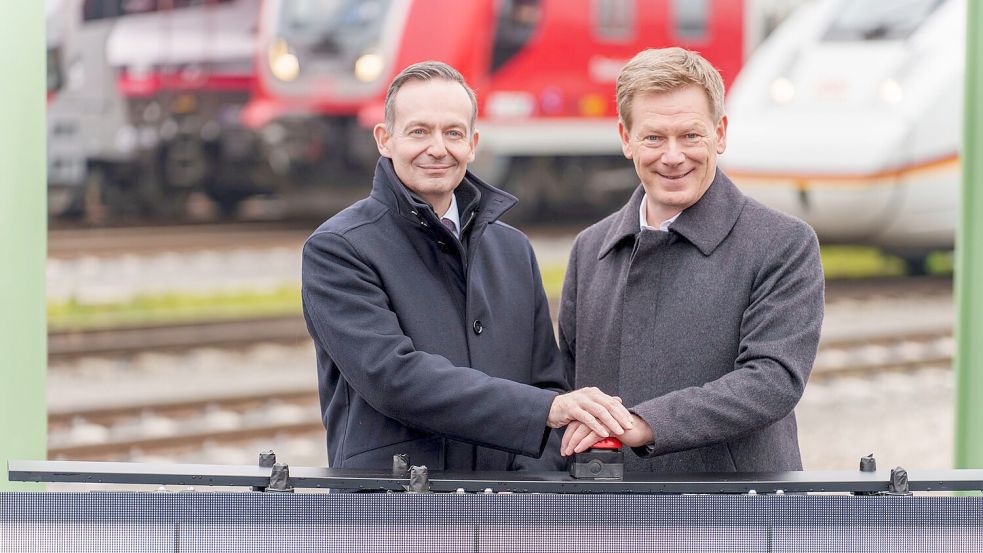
[819,246,907,279]
[48,286,302,331]
[540,263,567,301]
[538,245,952,300]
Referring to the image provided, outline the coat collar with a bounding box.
[598,168,747,259]
[368,157,517,228]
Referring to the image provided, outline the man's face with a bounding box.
[619,85,727,222]
[374,79,478,207]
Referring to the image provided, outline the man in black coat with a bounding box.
[559,48,825,472]
[302,61,633,472]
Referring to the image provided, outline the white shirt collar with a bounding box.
[439,193,461,239]
[639,192,680,232]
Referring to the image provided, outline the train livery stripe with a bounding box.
[726,152,961,186]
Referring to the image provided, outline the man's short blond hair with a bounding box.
[616,47,725,130]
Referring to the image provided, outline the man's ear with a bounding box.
[374,123,392,157]
[618,120,632,159]
[716,115,728,154]
[466,129,480,163]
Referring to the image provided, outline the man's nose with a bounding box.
[660,139,685,164]
[426,133,448,157]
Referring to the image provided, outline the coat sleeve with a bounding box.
[302,230,559,458]
[512,244,569,471]
[632,222,825,458]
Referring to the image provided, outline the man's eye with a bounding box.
[644,135,663,144]
[447,130,464,139]
[685,133,701,141]
[409,129,426,136]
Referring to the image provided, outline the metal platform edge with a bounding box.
[9,460,983,494]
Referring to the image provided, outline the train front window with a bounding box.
[823,0,944,41]
[47,47,65,95]
[277,0,390,55]
[491,0,542,73]
[671,0,708,41]
[593,0,635,42]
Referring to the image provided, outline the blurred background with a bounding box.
[44,0,962,479]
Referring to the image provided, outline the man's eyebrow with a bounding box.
[403,118,468,128]
[402,119,431,129]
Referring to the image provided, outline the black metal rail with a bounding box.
[48,315,309,360]
[9,460,983,494]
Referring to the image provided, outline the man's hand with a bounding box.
[561,414,653,456]
[548,387,634,439]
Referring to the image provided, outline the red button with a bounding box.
[592,437,623,450]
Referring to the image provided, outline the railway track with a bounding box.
[812,326,953,380]
[47,388,322,460]
[48,315,310,361]
[47,322,955,461]
[45,275,955,460]
[48,222,312,259]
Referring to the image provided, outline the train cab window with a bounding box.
[592,0,635,42]
[47,47,65,95]
[278,0,390,56]
[823,0,944,41]
[83,0,123,20]
[119,0,157,14]
[84,0,232,20]
[491,0,542,73]
[671,0,709,41]
[171,0,234,7]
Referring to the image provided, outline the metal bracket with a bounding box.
[405,465,430,493]
[265,462,294,493]
[393,454,410,477]
[853,453,878,496]
[886,466,912,496]
[859,454,877,473]
[252,450,277,492]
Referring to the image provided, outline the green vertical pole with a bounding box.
[955,0,983,469]
[0,2,47,490]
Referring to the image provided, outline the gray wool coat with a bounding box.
[302,158,567,472]
[559,169,825,472]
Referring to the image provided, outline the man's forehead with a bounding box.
[392,79,472,125]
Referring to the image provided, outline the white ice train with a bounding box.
[722,0,964,267]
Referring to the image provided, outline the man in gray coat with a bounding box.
[558,48,825,472]
[302,61,633,472]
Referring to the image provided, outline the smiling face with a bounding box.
[374,78,478,213]
[619,85,727,225]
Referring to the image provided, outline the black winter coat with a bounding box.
[302,158,567,471]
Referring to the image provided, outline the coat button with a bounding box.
[472,320,483,335]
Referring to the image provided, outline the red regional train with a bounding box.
[55,0,758,220]
[242,0,749,219]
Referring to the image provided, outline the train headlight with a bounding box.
[878,79,904,105]
[268,39,300,82]
[354,53,385,83]
[769,77,795,105]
